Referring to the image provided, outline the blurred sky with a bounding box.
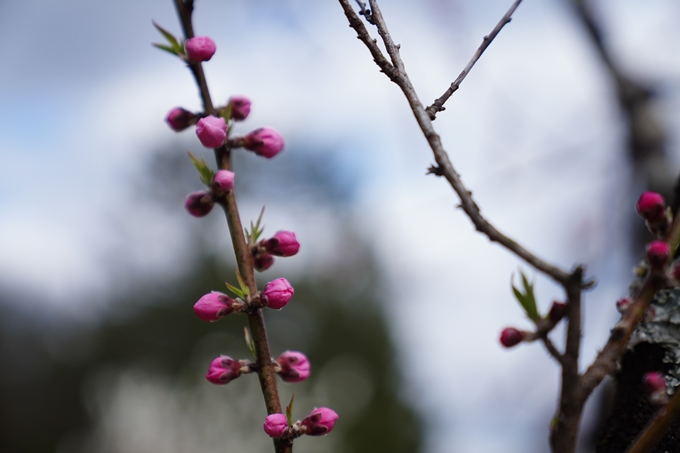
[2,0,680,451]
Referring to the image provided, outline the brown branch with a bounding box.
[173,3,289,452]
[542,336,566,366]
[625,392,680,453]
[425,0,523,120]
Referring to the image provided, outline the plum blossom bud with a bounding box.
[254,254,275,272]
[616,297,632,313]
[211,170,235,193]
[229,96,251,121]
[196,116,227,148]
[263,231,300,257]
[185,36,216,62]
[637,192,666,221]
[500,328,525,348]
[262,278,294,309]
[185,191,214,217]
[263,413,288,438]
[206,356,242,385]
[193,291,235,321]
[276,351,310,383]
[646,240,670,270]
[243,127,284,159]
[301,407,338,436]
[165,107,194,131]
[548,301,568,324]
[643,371,668,405]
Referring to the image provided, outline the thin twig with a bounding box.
[354,0,375,24]
[625,391,680,453]
[542,336,566,366]
[173,3,289,452]
[426,0,522,120]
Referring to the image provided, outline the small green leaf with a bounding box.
[285,394,295,427]
[188,151,215,186]
[221,102,233,123]
[234,268,250,297]
[511,271,539,322]
[152,43,178,55]
[246,206,266,243]
[225,282,245,299]
[244,328,257,360]
[152,21,181,50]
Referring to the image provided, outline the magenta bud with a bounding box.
[206,355,242,385]
[193,291,234,321]
[185,36,216,62]
[196,116,227,148]
[185,191,215,217]
[263,231,300,257]
[500,328,525,348]
[243,127,284,159]
[276,351,311,383]
[165,107,194,131]
[211,169,235,193]
[301,407,338,436]
[616,297,632,314]
[548,301,568,324]
[254,254,275,272]
[646,240,670,270]
[643,371,667,405]
[637,192,666,221]
[263,413,288,438]
[229,95,251,121]
[262,278,294,309]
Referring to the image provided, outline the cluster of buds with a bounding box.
[183,169,235,218]
[263,407,339,439]
[252,230,301,272]
[499,300,567,349]
[642,371,668,406]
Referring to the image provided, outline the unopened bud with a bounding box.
[262,278,294,309]
[206,355,242,385]
[646,240,670,270]
[500,328,525,348]
[193,291,236,321]
[276,351,310,383]
[211,169,235,193]
[229,95,251,121]
[637,192,666,221]
[254,254,275,272]
[185,36,216,62]
[643,371,668,405]
[243,127,284,159]
[196,116,227,148]
[185,191,214,217]
[263,413,288,438]
[616,297,632,313]
[548,301,568,324]
[262,231,300,257]
[301,407,338,436]
[165,107,194,131]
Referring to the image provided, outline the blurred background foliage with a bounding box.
[0,143,422,453]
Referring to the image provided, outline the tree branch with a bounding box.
[625,391,680,453]
[425,0,522,120]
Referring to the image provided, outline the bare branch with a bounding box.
[625,390,680,453]
[542,336,566,366]
[426,0,522,120]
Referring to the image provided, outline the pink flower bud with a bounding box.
[301,407,338,436]
[646,240,670,270]
[243,127,284,159]
[193,291,234,321]
[254,254,275,272]
[643,371,667,405]
[196,116,227,148]
[548,301,568,324]
[185,36,216,62]
[263,413,288,438]
[185,191,214,217]
[229,96,251,121]
[263,231,300,257]
[499,328,525,348]
[637,192,666,221]
[276,351,310,383]
[165,107,194,131]
[206,355,242,385]
[262,278,294,309]
[616,297,632,313]
[211,169,235,193]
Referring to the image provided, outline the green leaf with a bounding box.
[152,21,181,51]
[285,394,295,427]
[234,268,250,297]
[221,102,233,123]
[244,328,257,360]
[246,206,266,243]
[225,282,245,299]
[511,271,539,322]
[152,43,178,55]
[188,151,215,187]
